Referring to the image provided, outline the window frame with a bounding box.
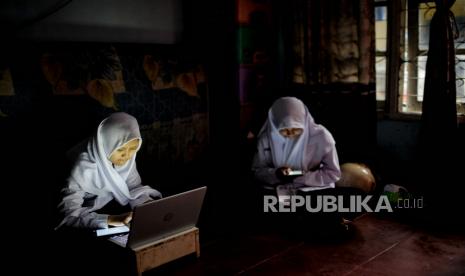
[375,1,388,109]
[377,0,465,123]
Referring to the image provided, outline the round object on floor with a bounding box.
[336,163,376,193]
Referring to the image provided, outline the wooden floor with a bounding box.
[41,180,465,276]
[148,212,465,275]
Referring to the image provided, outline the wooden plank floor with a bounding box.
[149,214,465,275]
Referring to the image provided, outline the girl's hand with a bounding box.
[108,212,133,227]
[276,167,292,181]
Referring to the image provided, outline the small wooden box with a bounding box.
[132,227,200,276]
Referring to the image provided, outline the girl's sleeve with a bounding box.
[293,146,341,187]
[127,165,162,208]
[58,177,109,229]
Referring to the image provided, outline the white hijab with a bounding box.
[69,112,149,205]
[257,97,326,170]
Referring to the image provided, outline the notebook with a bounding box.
[103,186,207,251]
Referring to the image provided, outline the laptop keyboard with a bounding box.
[108,233,129,247]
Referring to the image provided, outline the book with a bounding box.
[95,225,129,237]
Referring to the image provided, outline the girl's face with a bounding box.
[279,128,303,138]
[109,139,140,166]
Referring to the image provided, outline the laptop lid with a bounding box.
[127,186,207,250]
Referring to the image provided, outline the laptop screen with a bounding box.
[127,186,207,250]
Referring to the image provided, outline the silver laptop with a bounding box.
[104,186,206,250]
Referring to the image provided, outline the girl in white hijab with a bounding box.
[252,97,341,196]
[57,112,161,229]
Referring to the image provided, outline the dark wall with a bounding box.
[290,83,378,166]
[183,0,240,176]
[376,120,420,183]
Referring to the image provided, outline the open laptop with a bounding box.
[99,186,206,251]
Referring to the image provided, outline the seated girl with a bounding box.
[56,112,161,229]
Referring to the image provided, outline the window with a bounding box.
[375,1,388,105]
[375,0,465,117]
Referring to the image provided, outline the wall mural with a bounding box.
[141,113,208,165]
[143,55,206,98]
[0,67,14,96]
[0,66,14,117]
[40,46,125,109]
[0,43,209,168]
